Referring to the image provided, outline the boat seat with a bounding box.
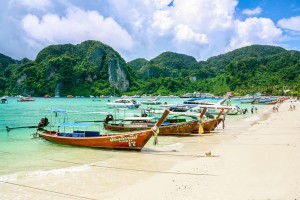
[60,133,68,137]
[85,131,100,137]
[60,131,99,137]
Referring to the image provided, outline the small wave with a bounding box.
[0,164,93,182]
[0,174,18,182]
[30,164,91,178]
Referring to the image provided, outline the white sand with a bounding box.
[1,101,300,200]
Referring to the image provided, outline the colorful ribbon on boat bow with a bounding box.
[151,125,159,145]
[199,117,204,134]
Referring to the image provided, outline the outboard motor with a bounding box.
[105,114,114,123]
[38,117,49,129]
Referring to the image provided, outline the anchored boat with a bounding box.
[36,109,170,150]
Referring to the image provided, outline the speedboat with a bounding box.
[1,96,8,103]
[187,105,241,115]
[17,96,35,102]
[141,97,162,105]
[107,98,140,109]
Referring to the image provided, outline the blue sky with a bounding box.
[0,0,300,62]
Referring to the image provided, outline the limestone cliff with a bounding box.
[8,40,130,96]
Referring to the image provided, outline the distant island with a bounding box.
[0,40,299,97]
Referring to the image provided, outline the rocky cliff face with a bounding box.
[108,57,129,91]
[6,40,131,96]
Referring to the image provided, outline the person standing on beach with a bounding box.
[255,106,258,113]
[251,106,254,114]
[291,101,296,110]
[275,103,279,112]
[289,101,294,111]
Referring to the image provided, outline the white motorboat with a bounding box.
[140,97,162,105]
[107,98,140,109]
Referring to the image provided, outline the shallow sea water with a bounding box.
[0,96,263,178]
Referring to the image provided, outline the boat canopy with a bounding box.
[123,117,155,121]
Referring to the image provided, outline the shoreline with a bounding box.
[106,100,300,200]
[1,101,299,199]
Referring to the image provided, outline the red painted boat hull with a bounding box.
[37,130,154,150]
[104,120,198,136]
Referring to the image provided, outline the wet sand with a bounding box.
[1,100,300,200]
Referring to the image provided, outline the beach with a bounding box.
[1,100,300,200]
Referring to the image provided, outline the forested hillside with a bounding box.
[0,41,131,97]
[0,42,300,97]
[127,45,300,96]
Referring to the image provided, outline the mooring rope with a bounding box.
[48,158,217,177]
[0,180,98,200]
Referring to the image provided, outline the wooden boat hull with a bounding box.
[193,118,223,133]
[264,100,278,104]
[104,123,148,132]
[37,130,153,150]
[104,120,198,136]
[37,109,170,150]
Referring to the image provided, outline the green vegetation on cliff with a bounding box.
[0,41,131,96]
[0,42,300,97]
[127,45,300,96]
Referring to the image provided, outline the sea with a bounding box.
[0,96,265,180]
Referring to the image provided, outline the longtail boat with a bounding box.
[36,109,170,150]
[193,108,225,133]
[103,116,198,136]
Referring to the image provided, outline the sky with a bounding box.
[1,0,300,62]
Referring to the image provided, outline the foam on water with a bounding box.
[0,164,91,183]
[29,164,91,178]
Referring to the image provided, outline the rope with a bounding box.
[151,125,159,145]
[0,180,98,200]
[198,117,204,134]
[48,159,217,176]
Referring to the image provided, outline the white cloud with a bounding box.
[242,7,262,16]
[170,0,237,32]
[152,0,173,9]
[1,0,292,61]
[108,0,283,61]
[277,16,300,32]
[174,24,208,44]
[21,6,133,51]
[10,0,52,11]
[229,17,282,50]
[145,0,238,59]
[151,10,173,35]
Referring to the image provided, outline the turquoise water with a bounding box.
[0,97,264,176]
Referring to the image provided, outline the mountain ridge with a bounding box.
[0,42,299,96]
